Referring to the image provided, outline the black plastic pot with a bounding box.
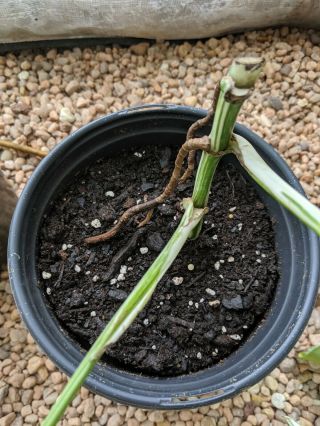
[8,105,320,409]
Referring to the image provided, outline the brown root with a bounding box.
[84,83,221,245]
[84,136,210,244]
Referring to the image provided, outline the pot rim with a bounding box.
[8,104,320,409]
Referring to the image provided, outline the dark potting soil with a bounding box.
[38,145,279,377]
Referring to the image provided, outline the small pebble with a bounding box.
[229,334,242,341]
[42,271,52,280]
[59,107,75,123]
[209,300,220,307]
[139,247,149,254]
[105,191,115,197]
[271,392,286,409]
[120,265,127,274]
[91,219,101,228]
[172,276,184,285]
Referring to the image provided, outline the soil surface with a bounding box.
[38,145,279,376]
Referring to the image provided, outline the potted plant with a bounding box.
[8,58,320,425]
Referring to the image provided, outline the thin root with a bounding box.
[179,150,196,183]
[84,84,222,245]
[138,208,154,228]
[84,136,210,244]
[0,139,47,158]
[180,85,220,183]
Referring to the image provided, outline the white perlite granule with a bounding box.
[42,271,51,279]
[90,219,101,228]
[172,276,184,285]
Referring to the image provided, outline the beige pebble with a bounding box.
[51,371,63,384]
[83,397,95,419]
[309,334,320,345]
[22,376,37,389]
[0,150,13,161]
[107,413,122,426]
[201,417,216,426]
[134,409,147,422]
[180,411,193,421]
[59,107,75,123]
[27,356,44,375]
[127,419,139,426]
[130,43,149,55]
[7,373,25,388]
[279,358,296,373]
[25,414,38,424]
[65,80,81,95]
[301,420,314,426]
[265,375,278,391]
[44,391,58,405]
[21,405,32,417]
[0,413,16,426]
[184,96,197,107]
[148,411,164,422]
[9,328,27,343]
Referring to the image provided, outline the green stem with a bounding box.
[42,198,207,426]
[192,154,220,209]
[231,134,320,236]
[190,57,264,239]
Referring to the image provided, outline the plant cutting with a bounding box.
[9,58,319,425]
[36,57,320,424]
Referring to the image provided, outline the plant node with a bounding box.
[84,95,218,245]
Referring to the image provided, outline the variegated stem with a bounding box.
[190,57,264,239]
[231,134,320,236]
[43,198,207,426]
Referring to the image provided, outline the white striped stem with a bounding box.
[190,57,264,238]
[231,134,320,236]
[43,198,207,426]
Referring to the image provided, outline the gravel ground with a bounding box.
[0,26,320,426]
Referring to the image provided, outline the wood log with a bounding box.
[0,172,17,269]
